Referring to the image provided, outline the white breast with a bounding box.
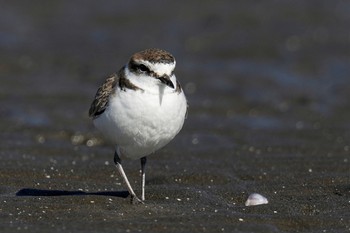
[93,84,187,160]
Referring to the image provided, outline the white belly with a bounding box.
[93,88,187,160]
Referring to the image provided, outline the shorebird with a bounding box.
[89,48,187,204]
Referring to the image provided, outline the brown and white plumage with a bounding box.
[89,48,187,203]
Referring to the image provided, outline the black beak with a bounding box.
[157,75,174,89]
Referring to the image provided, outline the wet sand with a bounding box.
[0,1,349,232]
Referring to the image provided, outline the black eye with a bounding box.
[138,64,149,72]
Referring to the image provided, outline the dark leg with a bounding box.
[140,156,147,201]
[114,151,143,204]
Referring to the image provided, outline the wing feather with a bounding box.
[89,73,118,118]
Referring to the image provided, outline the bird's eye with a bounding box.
[138,64,149,72]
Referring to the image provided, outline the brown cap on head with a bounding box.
[131,48,175,64]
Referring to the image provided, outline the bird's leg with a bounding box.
[140,156,147,201]
[114,151,143,204]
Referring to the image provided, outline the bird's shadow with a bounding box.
[16,188,129,198]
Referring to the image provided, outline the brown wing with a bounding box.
[89,73,118,118]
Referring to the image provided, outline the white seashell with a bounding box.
[245,193,268,206]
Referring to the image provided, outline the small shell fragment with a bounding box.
[245,193,268,206]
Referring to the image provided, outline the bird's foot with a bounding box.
[130,195,144,205]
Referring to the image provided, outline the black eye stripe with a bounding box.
[128,61,152,74]
[128,60,175,78]
[138,64,149,72]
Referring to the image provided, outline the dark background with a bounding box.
[1,1,349,232]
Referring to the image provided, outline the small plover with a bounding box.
[89,48,187,204]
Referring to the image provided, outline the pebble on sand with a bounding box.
[245,193,268,206]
